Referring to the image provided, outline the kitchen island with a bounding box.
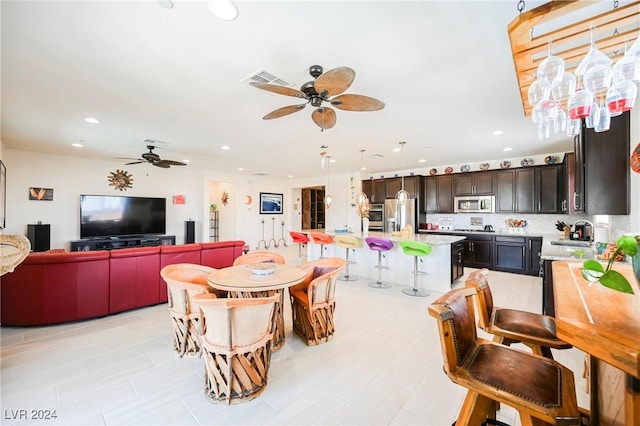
[302,230,466,294]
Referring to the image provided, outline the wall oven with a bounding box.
[368,203,384,231]
[453,195,495,213]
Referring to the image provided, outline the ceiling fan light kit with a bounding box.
[250,65,385,130]
[508,1,640,140]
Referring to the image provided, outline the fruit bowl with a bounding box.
[246,263,279,277]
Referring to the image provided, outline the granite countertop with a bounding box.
[418,229,545,237]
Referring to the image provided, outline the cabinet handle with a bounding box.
[573,192,580,210]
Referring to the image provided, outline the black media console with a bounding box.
[70,235,176,252]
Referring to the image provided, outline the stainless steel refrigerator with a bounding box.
[384,198,416,232]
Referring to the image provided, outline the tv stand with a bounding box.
[70,235,175,252]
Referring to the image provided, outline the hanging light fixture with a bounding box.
[355,149,369,207]
[324,156,333,209]
[395,142,409,205]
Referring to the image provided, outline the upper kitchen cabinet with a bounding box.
[496,165,561,214]
[402,175,420,199]
[453,171,494,196]
[362,179,386,204]
[385,177,402,199]
[574,111,630,215]
[422,175,454,213]
[536,165,562,213]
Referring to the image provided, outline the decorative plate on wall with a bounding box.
[460,164,470,172]
[444,166,453,174]
[520,158,534,166]
[544,155,558,164]
[429,168,437,175]
[500,161,511,169]
[479,162,490,171]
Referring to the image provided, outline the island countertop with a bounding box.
[300,230,466,245]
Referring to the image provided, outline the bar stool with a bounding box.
[365,237,394,289]
[399,240,431,297]
[334,234,361,282]
[310,232,333,259]
[289,231,309,264]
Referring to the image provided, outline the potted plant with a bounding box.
[582,234,639,294]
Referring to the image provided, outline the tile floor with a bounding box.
[1,247,588,425]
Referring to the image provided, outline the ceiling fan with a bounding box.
[250,65,385,130]
[124,145,186,168]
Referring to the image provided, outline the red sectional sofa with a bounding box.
[1,240,245,326]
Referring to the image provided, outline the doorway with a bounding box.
[301,187,325,230]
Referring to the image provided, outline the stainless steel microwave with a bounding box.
[453,195,495,213]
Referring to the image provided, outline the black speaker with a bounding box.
[27,224,51,252]
[185,220,195,244]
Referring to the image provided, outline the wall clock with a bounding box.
[108,169,134,191]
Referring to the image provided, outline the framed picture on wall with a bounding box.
[0,160,5,229]
[259,192,283,214]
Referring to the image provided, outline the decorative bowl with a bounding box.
[246,263,279,277]
[460,164,470,172]
[479,162,490,171]
[444,166,453,174]
[544,155,558,164]
[429,168,437,176]
[500,160,511,169]
[520,158,534,166]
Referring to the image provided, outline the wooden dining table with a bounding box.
[552,261,640,426]
[207,264,307,351]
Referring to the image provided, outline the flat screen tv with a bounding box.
[80,195,166,238]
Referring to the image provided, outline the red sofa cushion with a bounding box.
[200,240,245,269]
[159,243,203,302]
[109,246,161,314]
[1,251,110,326]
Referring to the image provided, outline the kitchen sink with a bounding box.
[550,240,592,247]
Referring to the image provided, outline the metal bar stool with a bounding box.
[310,232,333,259]
[334,234,361,282]
[365,237,394,289]
[399,240,431,297]
[289,231,309,264]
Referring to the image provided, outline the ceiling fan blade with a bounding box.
[250,82,306,99]
[330,94,385,111]
[311,107,337,130]
[263,104,307,120]
[161,160,187,166]
[124,160,145,165]
[152,161,171,168]
[314,67,355,97]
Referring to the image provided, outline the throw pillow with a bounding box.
[312,266,337,280]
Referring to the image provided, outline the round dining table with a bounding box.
[207,264,307,350]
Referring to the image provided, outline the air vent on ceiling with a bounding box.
[142,138,168,147]
[242,68,295,88]
[252,172,269,176]
[367,154,384,159]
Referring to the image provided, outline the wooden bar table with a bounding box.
[552,261,640,426]
[207,264,306,351]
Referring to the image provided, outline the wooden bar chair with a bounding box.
[428,288,580,426]
[232,250,285,266]
[192,293,280,404]
[310,232,333,259]
[465,269,572,359]
[289,258,346,345]
[160,263,219,358]
[334,234,361,281]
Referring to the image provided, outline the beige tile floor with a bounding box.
[1,247,588,426]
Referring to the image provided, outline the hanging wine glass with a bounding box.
[594,97,611,132]
[528,79,550,106]
[567,118,581,136]
[537,41,565,89]
[585,99,599,129]
[551,72,577,102]
[621,34,640,83]
[567,77,594,119]
[554,105,567,133]
[575,27,613,78]
[612,39,640,84]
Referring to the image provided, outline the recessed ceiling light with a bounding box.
[183,160,190,163]
[418,159,426,163]
[238,167,244,171]
[84,117,100,124]
[287,174,294,178]
[392,147,401,153]
[71,143,83,148]
[221,145,230,150]
[157,0,174,9]
[503,147,513,152]
[329,158,336,163]
[361,166,367,171]
[208,0,238,21]
[492,130,504,136]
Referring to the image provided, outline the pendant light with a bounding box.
[395,142,409,205]
[324,156,333,209]
[355,149,369,207]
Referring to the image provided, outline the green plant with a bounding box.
[582,235,638,294]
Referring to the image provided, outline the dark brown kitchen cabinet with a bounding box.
[493,235,526,273]
[462,234,493,269]
[526,237,542,276]
[385,178,401,199]
[578,111,630,215]
[561,152,575,213]
[536,165,561,213]
[423,175,453,213]
[496,170,515,212]
[515,168,535,213]
[362,180,373,201]
[402,175,420,199]
[361,179,386,203]
[453,171,494,196]
[451,241,464,283]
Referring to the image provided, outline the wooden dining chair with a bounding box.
[465,269,571,359]
[160,263,218,357]
[232,250,285,266]
[429,287,580,425]
[289,258,346,346]
[192,293,280,404]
